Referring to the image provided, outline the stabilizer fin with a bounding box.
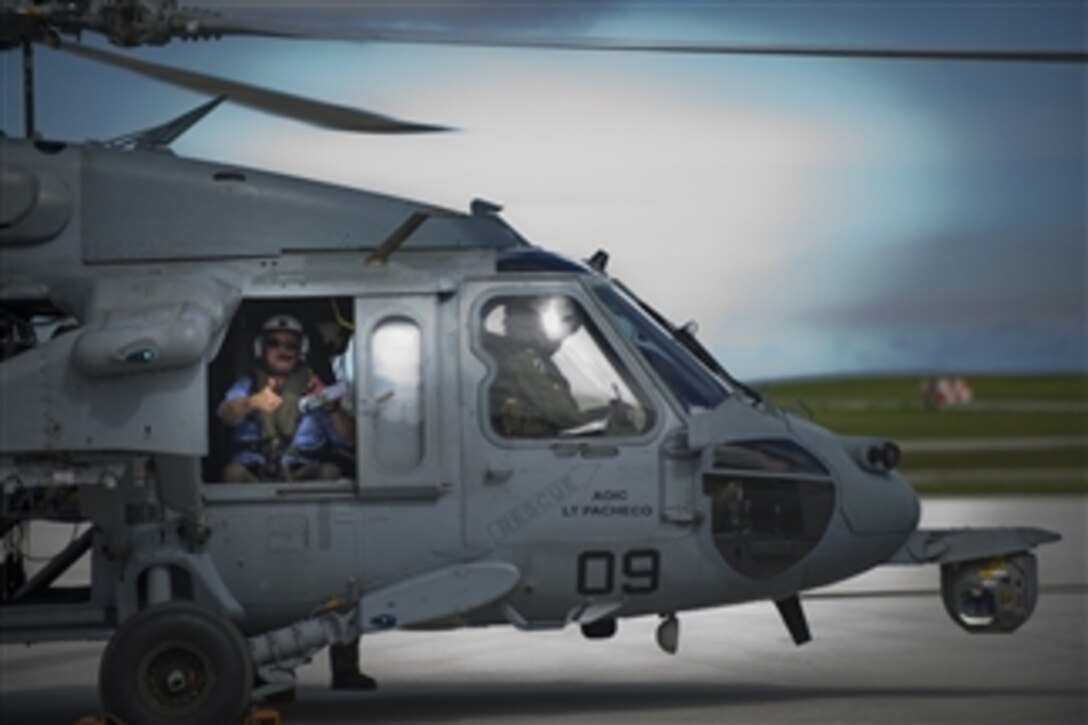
[887,527,1061,565]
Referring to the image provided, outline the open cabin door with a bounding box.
[352,294,453,499]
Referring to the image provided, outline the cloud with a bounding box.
[803,230,1086,330]
[211,1,623,32]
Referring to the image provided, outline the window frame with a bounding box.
[471,280,668,447]
[586,279,731,414]
[202,294,359,499]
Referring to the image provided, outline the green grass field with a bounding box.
[759,374,1087,496]
[762,374,1086,403]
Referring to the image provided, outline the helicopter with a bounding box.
[1,3,1083,724]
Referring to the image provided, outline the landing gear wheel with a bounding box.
[99,601,253,725]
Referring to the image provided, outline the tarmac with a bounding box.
[2,497,1085,725]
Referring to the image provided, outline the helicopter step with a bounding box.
[249,560,522,697]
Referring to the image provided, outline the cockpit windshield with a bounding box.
[591,283,729,411]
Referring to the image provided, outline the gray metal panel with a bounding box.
[68,270,239,377]
[80,146,526,262]
[0,163,72,246]
[237,249,496,297]
[0,139,84,289]
[0,330,208,455]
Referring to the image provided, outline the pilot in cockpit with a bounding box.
[489,297,588,437]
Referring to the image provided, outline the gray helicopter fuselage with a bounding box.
[193,397,920,634]
[0,136,1047,650]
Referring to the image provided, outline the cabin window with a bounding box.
[480,295,654,439]
[369,317,424,469]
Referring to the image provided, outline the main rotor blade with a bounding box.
[201,20,1088,65]
[56,40,449,134]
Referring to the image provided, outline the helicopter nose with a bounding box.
[838,437,920,537]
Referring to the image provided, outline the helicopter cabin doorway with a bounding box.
[203,297,356,487]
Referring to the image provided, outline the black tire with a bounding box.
[99,601,253,725]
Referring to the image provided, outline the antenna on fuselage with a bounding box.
[21,40,33,137]
[101,95,227,151]
[365,212,431,267]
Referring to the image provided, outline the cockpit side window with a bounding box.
[591,285,728,412]
[481,295,655,439]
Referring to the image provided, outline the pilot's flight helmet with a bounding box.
[538,296,582,340]
[505,295,582,344]
[253,314,310,358]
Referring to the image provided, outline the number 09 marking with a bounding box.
[576,549,660,596]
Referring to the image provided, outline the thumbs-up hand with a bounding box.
[249,381,283,413]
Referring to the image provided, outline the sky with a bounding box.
[1,0,1084,381]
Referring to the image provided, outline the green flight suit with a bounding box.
[491,347,584,437]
